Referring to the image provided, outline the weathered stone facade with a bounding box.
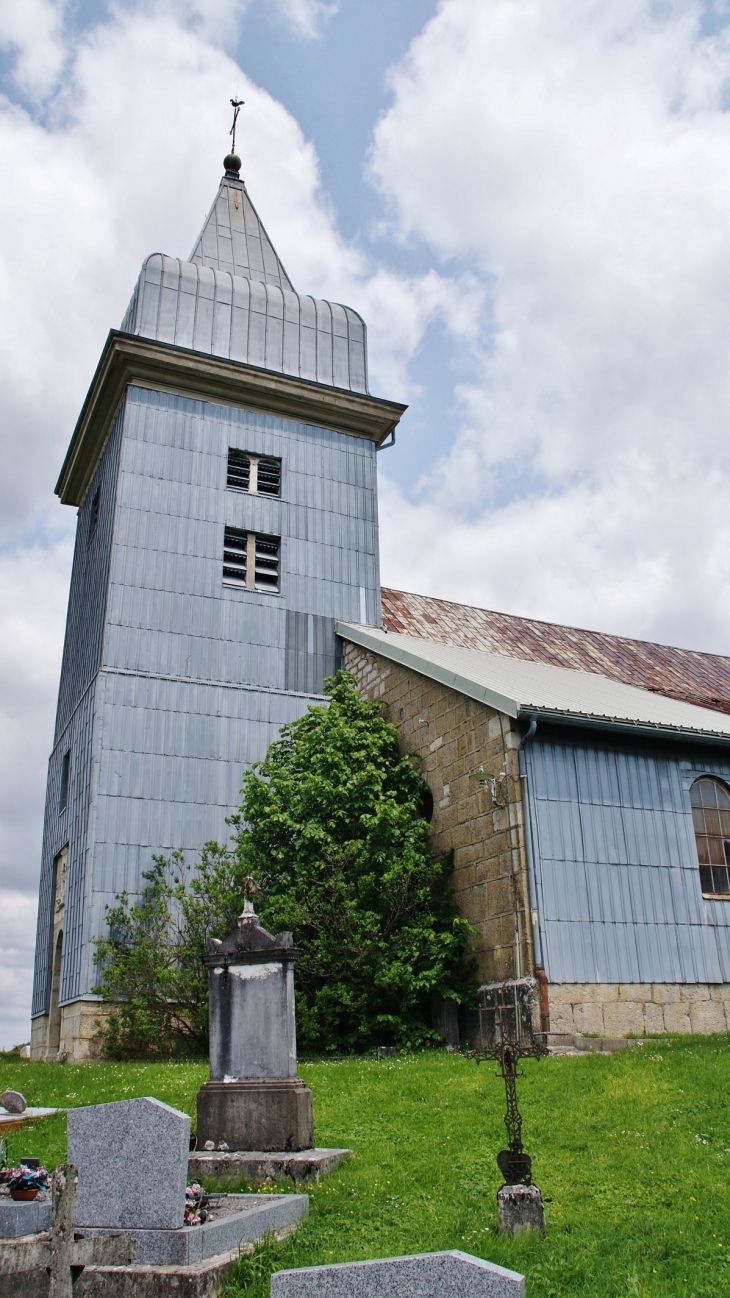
[344,640,730,1039]
[343,641,534,984]
[30,999,111,1062]
[549,982,730,1037]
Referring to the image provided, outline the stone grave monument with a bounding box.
[190,881,350,1184]
[66,1096,308,1271]
[270,1250,525,1298]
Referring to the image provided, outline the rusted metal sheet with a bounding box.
[381,589,730,716]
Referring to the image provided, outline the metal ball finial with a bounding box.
[224,152,241,176]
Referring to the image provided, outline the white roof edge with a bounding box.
[335,621,520,718]
[336,622,730,742]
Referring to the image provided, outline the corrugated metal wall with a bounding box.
[33,382,380,1012]
[32,409,124,1015]
[524,729,730,984]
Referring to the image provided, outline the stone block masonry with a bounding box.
[549,982,730,1037]
[343,643,533,985]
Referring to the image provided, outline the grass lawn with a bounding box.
[1,1039,730,1296]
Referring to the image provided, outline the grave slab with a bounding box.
[67,1097,190,1229]
[270,1250,525,1298]
[80,1192,308,1265]
[188,1147,351,1185]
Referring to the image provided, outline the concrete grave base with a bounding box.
[196,1078,313,1152]
[270,1250,525,1298]
[188,1147,351,1185]
[1,1240,285,1298]
[0,1196,52,1237]
[497,1185,546,1235]
[81,1192,308,1265]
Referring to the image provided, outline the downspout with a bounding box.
[518,715,550,1034]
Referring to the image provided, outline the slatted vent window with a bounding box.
[223,528,280,593]
[223,528,248,584]
[256,458,281,496]
[691,776,730,897]
[226,449,281,496]
[227,450,251,492]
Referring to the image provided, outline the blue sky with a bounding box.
[4,0,730,1045]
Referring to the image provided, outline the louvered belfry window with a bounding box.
[227,450,251,492]
[227,450,281,496]
[256,458,281,496]
[223,528,280,593]
[691,776,730,897]
[223,528,248,584]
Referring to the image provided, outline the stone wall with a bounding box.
[343,642,533,984]
[549,983,730,1036]
[30,1000,111,1062]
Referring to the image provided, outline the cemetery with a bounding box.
[0,1034,728,1296]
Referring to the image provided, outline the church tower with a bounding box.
[31,146,405,1060]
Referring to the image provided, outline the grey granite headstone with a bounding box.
[67,1096,190,1229]
[0,1089,26,1114]
[270,1250,525,1298]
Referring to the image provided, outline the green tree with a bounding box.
[93,844,247,1057]
[234,671,476,1050]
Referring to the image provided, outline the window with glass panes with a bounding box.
[691,776,730,897]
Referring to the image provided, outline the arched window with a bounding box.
[691,777,730,897]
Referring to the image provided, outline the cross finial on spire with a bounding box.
[224,98,244,178]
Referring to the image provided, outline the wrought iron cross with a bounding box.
[468,981,547,1186]
[229,98,245,155]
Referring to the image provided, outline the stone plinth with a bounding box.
[80,1193,308,1266]
[188,1147,351,1185]
[67,1097,189,1229]
[497,1185,545,1235]
[196,1078,313,1152]
[0,1197,51,1237]
[271,1250,525,1298]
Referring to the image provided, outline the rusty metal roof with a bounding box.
[380,588,730,717]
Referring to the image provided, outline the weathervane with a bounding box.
[224,98,245,177]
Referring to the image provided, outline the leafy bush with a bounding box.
[93,847,248,1057]
[94,672,476,1056]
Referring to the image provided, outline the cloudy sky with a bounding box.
[3,0,730,1048]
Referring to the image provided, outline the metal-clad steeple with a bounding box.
[189,171,294,292]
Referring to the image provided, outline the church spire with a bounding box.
[188,100,294,291]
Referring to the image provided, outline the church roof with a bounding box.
[338,620,730,744]
[381,588,730,718]
[119,169,368,394]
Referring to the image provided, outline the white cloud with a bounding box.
[0,0,67,97]
[373,0,730,651]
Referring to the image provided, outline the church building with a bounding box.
[31,147,730,1061]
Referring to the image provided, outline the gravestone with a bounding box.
[67,1097,190,1229]
[196,887,313,1151]
[270,1250,525,1298]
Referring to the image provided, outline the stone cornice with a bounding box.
[56,331,407,506]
